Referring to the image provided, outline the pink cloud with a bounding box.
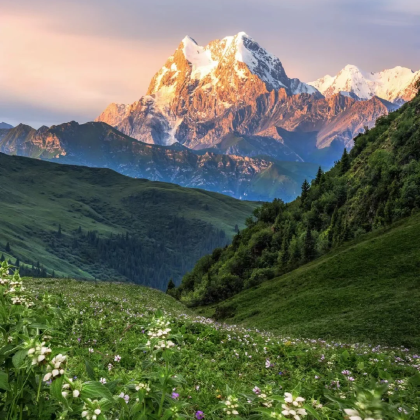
[0,14,171,126]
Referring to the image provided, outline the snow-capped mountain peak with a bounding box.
[147,32,316,96]
[309,64,419,104]
[98,35,409,151]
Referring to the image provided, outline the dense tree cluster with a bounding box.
[35,216,228,290]
[2,215,228,290]
[175,90,420,306]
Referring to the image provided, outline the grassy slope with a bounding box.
[195,212,420,348]
[0,153,258,280]
[16,277,418,419]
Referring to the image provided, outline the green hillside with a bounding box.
[195,211,420,348]
[0,153,257,289]
[176,85,420,313]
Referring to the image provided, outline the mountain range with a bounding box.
[177,82,420,313]
[0,122,318,201]
[96,32,412,151]
[1,32,419,202]
[309,64,420,105]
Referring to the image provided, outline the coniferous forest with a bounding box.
[41,219,228,289]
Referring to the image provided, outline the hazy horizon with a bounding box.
[1,0,420,128]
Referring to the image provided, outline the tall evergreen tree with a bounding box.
[314,166,323,185]
[303,226,316,262]
[279,236,290,268]
[340,149,351,175]
[166,278,176,294]
[300,179,310,207]
[57,224,62,238]
[5,242,11,252]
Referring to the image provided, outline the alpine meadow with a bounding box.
[1,3,420,420]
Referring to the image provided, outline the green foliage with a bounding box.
[196,212,420,348]
[0,153,257,289]
[166,279,176,294]
[1,267,419,419]
[178,93,420,306]
[302,227,316,262]
[339,148,350,175]
[314,166,323,185]
[300,179,310,208]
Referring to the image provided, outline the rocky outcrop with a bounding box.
[316,97,398,148]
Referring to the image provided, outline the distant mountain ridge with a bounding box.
[0,122,13,129]
[309,64,420,105]
[0,121,319,202]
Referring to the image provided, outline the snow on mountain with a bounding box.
[309,65,419,104]
[147,32,317,98]
[97,32,318,147]
[97,34,413,152]
[181,36,217,80]
[309,74,335,94]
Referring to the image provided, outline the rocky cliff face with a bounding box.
[96,32,403,154]
[0,121,318,202]
[96,33,328,149]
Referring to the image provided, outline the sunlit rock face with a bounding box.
[96,33,409,152]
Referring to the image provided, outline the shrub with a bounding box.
[244,268,275,289]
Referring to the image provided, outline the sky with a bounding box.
[1,0,420,128]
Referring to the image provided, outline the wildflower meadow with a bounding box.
[1,262,419,419]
